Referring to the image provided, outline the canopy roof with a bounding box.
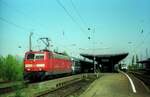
[138,58,150,64]
[80,53,128,65]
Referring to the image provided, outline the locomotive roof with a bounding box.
[25,50,71,60]
[26,50,52,53]
[53,52,71,60]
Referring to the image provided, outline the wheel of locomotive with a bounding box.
[39,72,46,81]
[23,72,30,81]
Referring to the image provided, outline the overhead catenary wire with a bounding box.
[0,16,42,41]
[56,0,90,54]
[0,1,55,52]
[1,0,80,47]
[56,0,87,35]
[70,0,95,42]
[0,0,48,37]
[1,1,54,46]
[0,0,28,17]
[0,16,30,31]
[70,0,88,28]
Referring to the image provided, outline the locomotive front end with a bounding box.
[24,51,47,80]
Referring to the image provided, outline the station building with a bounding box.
[80,53,128,72]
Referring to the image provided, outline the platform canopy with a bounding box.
[137,58,150,70]
[80,53,128,72]
[80,53,128,64]
[137,58,150,64]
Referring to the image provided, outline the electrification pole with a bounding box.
[93,56,96,73]
[29,32,33,51]
[88,26,96,73]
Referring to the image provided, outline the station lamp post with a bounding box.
[93,56,96,73]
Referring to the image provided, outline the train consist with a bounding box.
[24,50,82,80]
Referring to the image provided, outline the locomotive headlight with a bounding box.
[36,64,45,67]
[25,64,32,68]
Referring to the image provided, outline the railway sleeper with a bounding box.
[35,78,82,97]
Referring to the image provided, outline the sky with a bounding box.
[0,0,150,63]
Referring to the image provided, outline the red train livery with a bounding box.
[24,50,72,80]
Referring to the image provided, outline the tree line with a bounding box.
[128,54,144,70]
[0,55,23,81]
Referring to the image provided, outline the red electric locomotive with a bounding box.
[24,50,72,80]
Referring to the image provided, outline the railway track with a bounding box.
[0,81,11,84]
[37,79,93,97]
[0,81,28,95]
[130,71,150,87]
[0,73,101,97]
[36,74,99,97]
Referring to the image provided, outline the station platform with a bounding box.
[79,73,150,97]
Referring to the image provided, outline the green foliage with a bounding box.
[15,90,23,97]
[0,56,5,79]
[128,54,140,71]
[128,64,138,71]
[0,55,23,81]
[135,54,139,67]
[131,55,135,66]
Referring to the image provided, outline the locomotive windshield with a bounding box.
[27,53,34,60]
[26,53,44,60]
[35,54,44,59]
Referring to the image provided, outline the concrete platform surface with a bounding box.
[79,73,150,97]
